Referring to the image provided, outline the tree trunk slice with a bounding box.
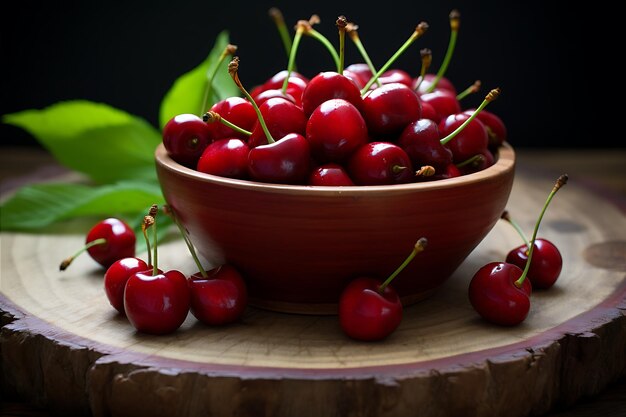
[1,168,625,417]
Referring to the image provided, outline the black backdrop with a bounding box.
[0,1,619,148]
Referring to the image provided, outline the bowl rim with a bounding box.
[155,142,515,196]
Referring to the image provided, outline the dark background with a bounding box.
[0,1,618,149]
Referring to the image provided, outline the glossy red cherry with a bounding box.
[204,97,257,141]
[348,142,413,185]
[414,74,457,95]
[362,83,422,138]
[248,133,311,184]
[463,108,508,150]
[439,113,489,164]
[506,239,563,289]
[123,208,190,334]
[188,265,248,325]
[124,269,190,334]
[252,88,296,106]
[162,114,212,167]
[468,175,568,325]
[308,163,355,186]
[456,149,495,175]
[301,72,364,116]
[419,89,461,120]
[305,98,368,163]
[60,218,136,271]
[247,97,306,148]
[196,138,249,179]
[468,262,532,326]
[397,119,452,172]
[419,101,441,123]
[104,257,149,314]
[501,210,563,289]
[339,238,428,341]
[261,70,308,106]
[378,68,413,86]
[345,63,372,87]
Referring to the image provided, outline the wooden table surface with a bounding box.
[1,146,625,416]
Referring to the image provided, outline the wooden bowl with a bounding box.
[155,143,515,314]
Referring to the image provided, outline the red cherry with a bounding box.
[262,69,309,89]
[247,97,306,148]
[457,149,495,175]
[339,238,428,341]
[248,133,311,184]
[308,163,355,186]
[419,89,461,120]
[261,71,308,106]
[188,265,248,325]
[162,114,212,167]
[60,218,136,271]
[378,68,413,87]
[305,98,368,163]
[397,119,452,172]
[506,239,563,289]
[419,101,441,123]
[468,262,532,326]
[468,175,568,325]
[342,69,365,89]
[196,138,249,179]
[439,113,489,163]
[339,277,402,341]
[463,108,508,149]
[362,83,421,138]
[104,257,149,314]
[348,142,414,185]
[252,88,296,106]
[205,97,257,141]
[124,269,190,334]
[414,74,457,95]
[301,72,363,116]
[344,63,372,87]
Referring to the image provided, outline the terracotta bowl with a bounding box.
[155,143,516,314]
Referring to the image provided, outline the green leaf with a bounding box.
[0,181,164,231]
[159,31,240,129]
[3,101,162,184]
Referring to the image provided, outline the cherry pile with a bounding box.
[163,11,508,186]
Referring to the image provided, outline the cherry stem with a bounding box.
[413,48,432,92]
[425,10,460,93]
[455,153,484,168]
[378,238,428,293]
[141,211,155,267]
[361,22,429,95]
[456,80,481,101]
[336,16,347,75]
[301,15,341,72]
[346,23,382,87]
[440,88,500,145]
[200,44,238,115]
[514,175,568,288]
[167,206,208,278]
[59,238,107,271]
[202,111,252,136]
[151,209,158,276]
[269,7,294,67]
[281,23,306,94]
[415,165,435,178]
[501,210,531,249]
[228,57,275,144]
[392,165,407,174]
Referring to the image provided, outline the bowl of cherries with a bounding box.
[155,12,515,314]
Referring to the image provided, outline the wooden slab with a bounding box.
[1,167,625,417]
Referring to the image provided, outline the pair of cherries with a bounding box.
[468,175,568,326]
[60,208,247,334]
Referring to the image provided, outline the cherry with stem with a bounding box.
[59,218,136,271]
[202,110,252,137]
[468,175,568,325]
[339,238,428,341]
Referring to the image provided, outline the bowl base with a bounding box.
[248,289,437,315]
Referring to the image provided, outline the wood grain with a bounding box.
[1,153,625,417]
